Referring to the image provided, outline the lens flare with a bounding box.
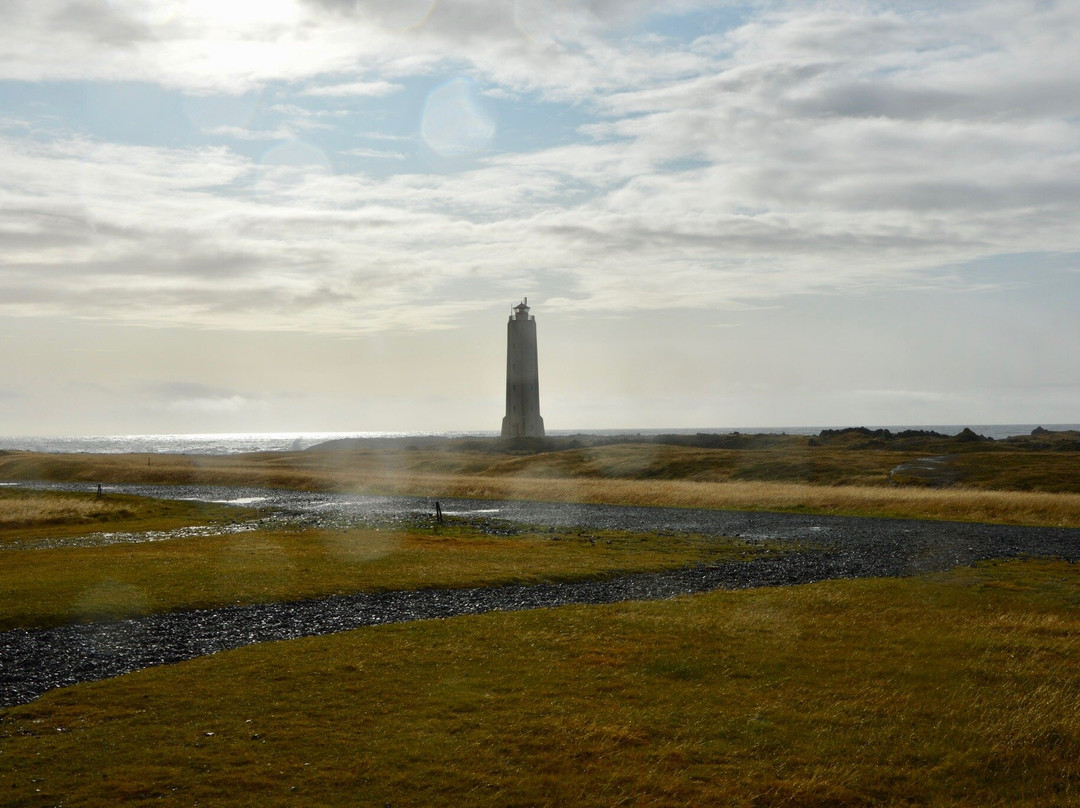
[420,77,496,158]
[253,140,333,199]
[361,0,439,31]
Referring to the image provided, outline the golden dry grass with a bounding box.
[342,472,1080,527]
[2,559,1077,807]
[0,492,134,529]
[0,489,251,544]
[3,441,1080,526]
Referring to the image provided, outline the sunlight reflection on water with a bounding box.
[1,522,260,552]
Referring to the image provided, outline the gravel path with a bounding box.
[2,482,1079,708]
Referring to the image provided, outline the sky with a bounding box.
[1,0,1079,436]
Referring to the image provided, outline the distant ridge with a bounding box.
[307,427,1080,454]
[4,425,1079,455]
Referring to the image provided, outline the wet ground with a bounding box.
[2,480,1079,707]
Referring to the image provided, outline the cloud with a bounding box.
[140,382,264,414]
[1,2,1079,335]
[0,0,710,96]
[204,125,298,141]
[143,382,240,400]
[165,395,255,413]
[302,79,403,97]
[343,147,408,160]
[46,0,154,46]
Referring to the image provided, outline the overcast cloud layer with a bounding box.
[2,0,1077,333]
[1,1,1078,432]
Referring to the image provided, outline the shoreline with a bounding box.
[3,424,1080,455]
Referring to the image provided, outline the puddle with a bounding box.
[0,478,862,551]
[2,521,262,551]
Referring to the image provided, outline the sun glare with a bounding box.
[180,0,302,27]
[107,0,303,30]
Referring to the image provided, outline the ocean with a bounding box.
[0,425,1076,455]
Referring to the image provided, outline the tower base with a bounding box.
[501,414,545,439]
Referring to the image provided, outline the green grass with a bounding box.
[3,440,1078,804]
[2,559,1077,807]
[0,514,767,631]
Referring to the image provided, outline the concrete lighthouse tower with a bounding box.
[501,297,545,438]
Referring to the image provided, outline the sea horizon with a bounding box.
[1,424,1077,455]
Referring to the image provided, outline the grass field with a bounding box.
[0,488,250,542]
[0,501,767,630]
[2,436,1078,805]
[0,490,135,529]
[2,559,1077,807]
[343,474,1080,527]
[3,439,1080,526]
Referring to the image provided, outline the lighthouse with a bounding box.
[501,297,545,438]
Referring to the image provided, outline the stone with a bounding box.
[500,298,545,438]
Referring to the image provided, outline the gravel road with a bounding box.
[2,481,1078,708]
